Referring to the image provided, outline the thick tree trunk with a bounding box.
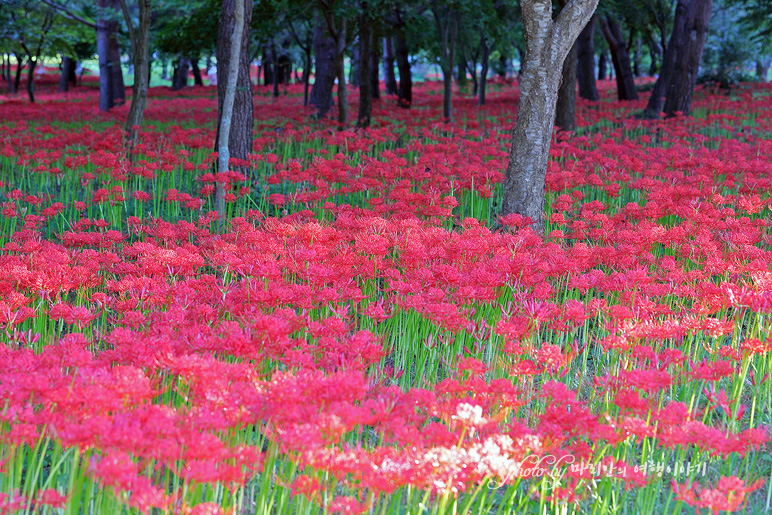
[310,12,337,119]
[599,16,638,101]
[555,42,577,131]
[215,0,253,164]
[598,52,608,80]
[215,0,244,222]
[108,14,125,105]
[643,0,688,117]
[26,58,36,103]
[59,56,74,92]
[172,58,189,90]
[96,1,114,112]
[371,35,381,99]
[384,37,397,95]
[121,0,151,143]
[395,32,412,107]
[502,0,599,231]
[357,7,372,128]
[663,0,712,116]
[262,47,274,86]
[576,15,598,100]
[191,56,203,86]
[479,37,489,106]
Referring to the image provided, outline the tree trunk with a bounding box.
[502,0,599,231]
[758,59,770,82]
[59,56,74,92]
[555,42,577,131]
[172,57,189,90]
[215,0,244,223]
[310,12,337,119]
[108,12,125,105]
[26,58,36,103]
[576,15,598,100]
[191,56,203,86]
[303,48,311,106]
[350,40,360,87]
[384,37,397,95]
[479,37,489,106]
[262,47,274,86]
[121,0,151,143]
[215,0,253,165]
[96,0,114,112]
[663,0,712,116]
[433,4,458,122]
[357,7,372,128]
[12,55,23,94]
[335,20,348,126]
[642,0,688,117]
[395,32,412,107]
[271,40,280,97]
[371,34,381,99]
[598,52,608,80]
[599,16,638,101]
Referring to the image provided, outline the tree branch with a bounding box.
[118,0,137,49]
[40,0,100,29]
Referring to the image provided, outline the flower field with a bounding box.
[1,76,772,514]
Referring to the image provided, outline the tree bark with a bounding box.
[758,59,770,82]
[97,0,114,111]
[303,47,311,106]
[357,6,372,128]
[555,42,577,131]
[395,32,411,108]
[599,16,638,101]
[502,0,599,231]
[384,37,397,95]
[576,15,598,101]
[215,0,253,164]
[663,0,712,116]
[108,10,125,105]
[335,21,347,126]
[479,37,489,106]
[120,0,151,143]
[310,12,337,119]
[215,0,244,222]
[172,57,190,90]
[12,55,23,94]
[271,40,280,97]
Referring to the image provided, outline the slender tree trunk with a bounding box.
[12,55,23,94]
[555,42,577,131]
[59,56,74,92]
[215,0,254,164]
[350,40,360,87]
[502,0,599,231]
[576,15,598,100]
[479,37,489,105]
[384,37,397,95]
[357,7,372,127]
[663,0,712,116]
[215,0,244,222]
[395,32,412,107]
[303,48,311,106]
[26,58,36,103]
[598,52,608,80]
[310,12,337,118]
[599,16,638,100]
[433,4,458,122]
[271,40,280,97]
[643,0,687,117]
[161,58,168,80]
[121,0,151,143]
